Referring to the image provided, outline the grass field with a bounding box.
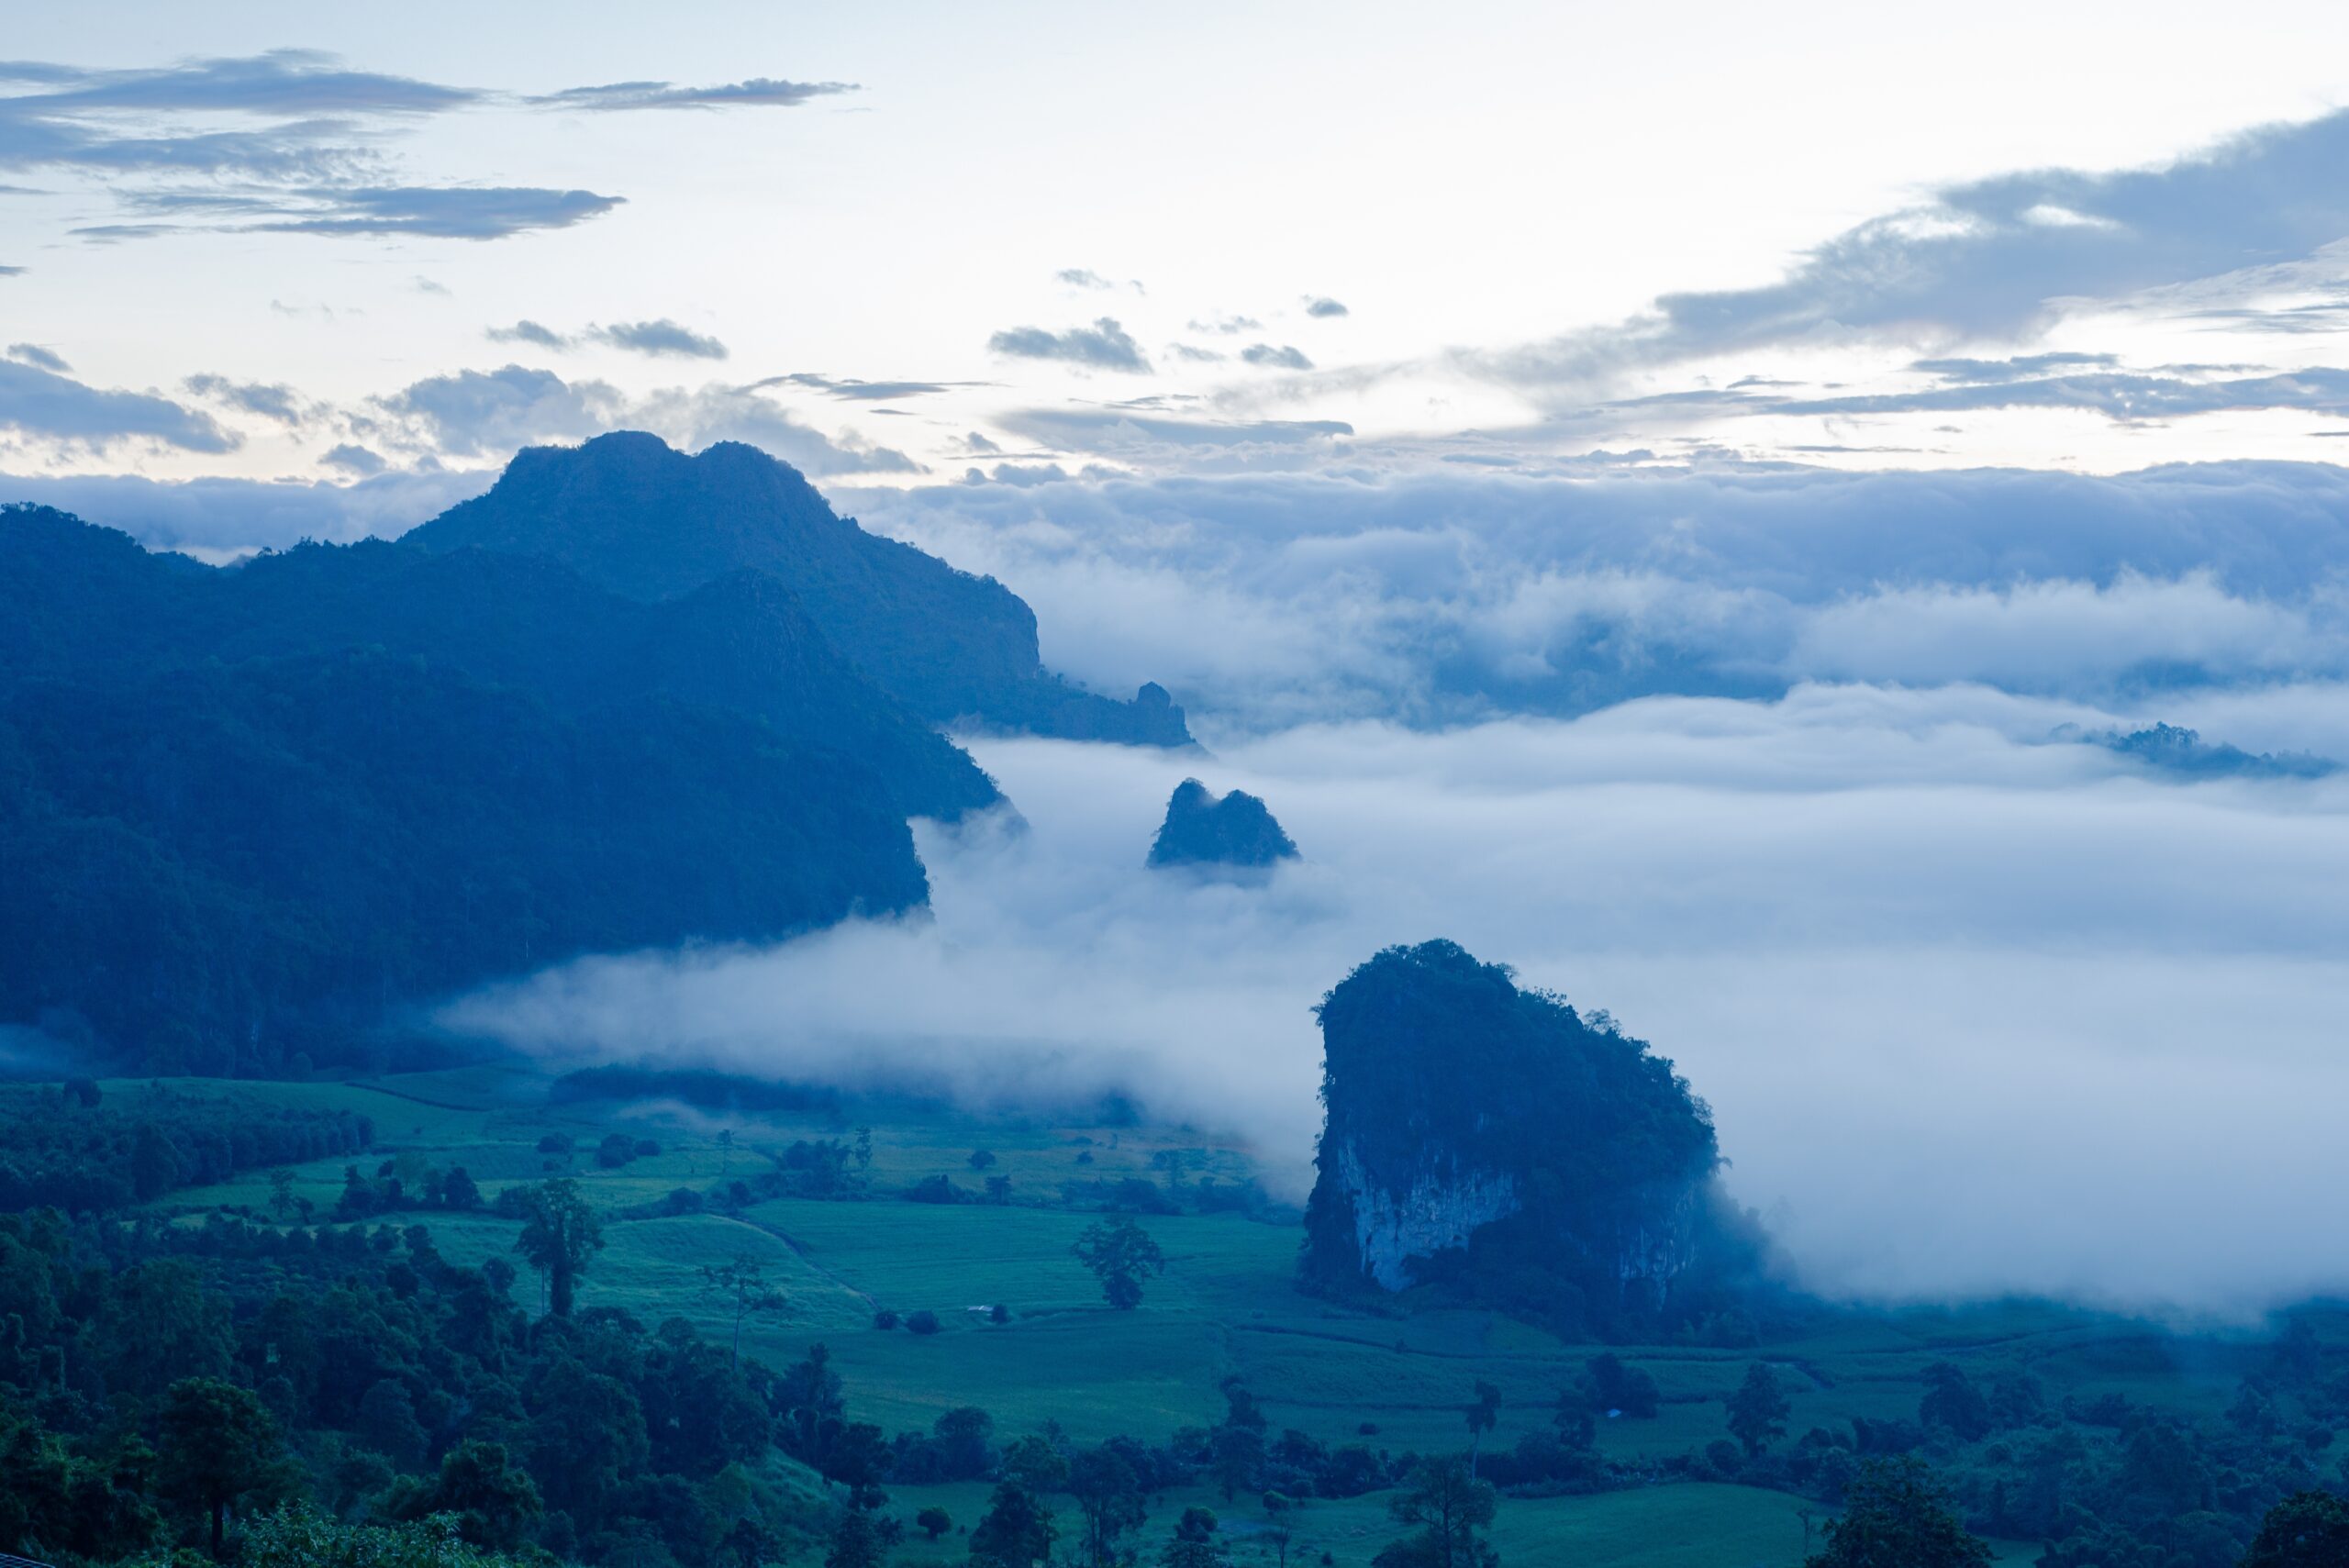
[135,1064,2300,1566]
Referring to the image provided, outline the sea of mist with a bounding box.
[448,680,2349,1319]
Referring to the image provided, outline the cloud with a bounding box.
[1169,344,1226,363]
[6,342,67,373]
[376,364,618,456]
[183,373,306,425]
[1486,106,2349,395]
[0,50,626,244]
[373,365,918,478]
[247,184,624,239]
[987,317,1152,373]
[1188,315,1261,335]
[0,360,237,452]
[530,78,857,112]
[0,466,489,554]
[1770,366,2349,423]
[486,318,569,349]
[0,264,20,276]
[592,318,729,360]
[1057,268,1112,289]
[1304,296,1349,318]
[1241,342,1314,371]
[840,460,2349,727]
[318,442,387,478]
[447,704,2349,1315]
[781,373,966,401]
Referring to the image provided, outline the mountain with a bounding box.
[0,502,971,1074]
[0,505,1000,824]
[406,432,1193,745]
[1146,778,1299,869]
[1302,940,1735,1329]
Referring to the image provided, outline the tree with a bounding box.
[1917,1362,1991,1442]
[2241,1491,2349,1568]
[384,1440,541,1551]
[916,1506,952,1541]
[1263,1492,1297,1568]
[155,1376,285,1558]
[970,1149,997,1170]
[699,1254,788,1372]
[1377,1458,1497,1568]
[1577,1353,1658,1418]
[1161,1506,1229,1568]
[1727,1362,1790,1458]
[823,1499,888,1568]
[1072,1218,1166,1310]
[1068,1445,1147,1567]
[1804,1458,1991,1568]
[1209,1426,1263,1502]
[266,1168,297,1221]
[1464,1381,1500,1478]
[969,1479,1056,1568]
[512,1178,603,1318]
[440,1166,483,1211]
[239,1506,533,1568]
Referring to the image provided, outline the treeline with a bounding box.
[0,1084,370,1213]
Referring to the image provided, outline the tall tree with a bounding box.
[1072,1218,1166,1310]
[1377,1457,1498,1568]
[512,1178,603,1318]
[969,1479,1056,1568]
[698,1254,787,1372]
[1804,1458,1991,1568]
[1068,1445,1147,1568]
[1464,1380,1501,1478]
[155,1377,284,1558]
[1727,1362,1791,1458]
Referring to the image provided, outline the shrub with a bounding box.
[906,1310,942,1336]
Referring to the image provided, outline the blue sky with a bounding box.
[5,2,2349,489]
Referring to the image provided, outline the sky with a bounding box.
[14,6,2349,1315]
[5,2,2349,489]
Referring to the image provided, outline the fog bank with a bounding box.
[450,683,2349,1317]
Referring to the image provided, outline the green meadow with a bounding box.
[139,1065,2291,1567]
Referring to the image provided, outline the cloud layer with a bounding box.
[448,699,2349,1315]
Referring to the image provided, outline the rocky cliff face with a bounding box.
[1303,940,1720,1315]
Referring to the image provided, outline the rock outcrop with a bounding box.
[1303,940,1720,1314]
[1146,779,1299,870]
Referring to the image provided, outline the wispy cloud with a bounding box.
[183,372,307,425]
[5,342,68,373]
[594,318,727,360]
[987,317,1152,373]
[1241,343,1313,371]
[1481,106,2349,397]
[0,359,238,452]
[529,78,857,112]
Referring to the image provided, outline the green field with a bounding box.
[135,1064,2296,1567]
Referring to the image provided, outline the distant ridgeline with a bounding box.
[1303,940,1763,1335]
[409,431,1192,745]
[0,433,1189,1076]
[1146,778,1300,871]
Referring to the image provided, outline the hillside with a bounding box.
[407,432,1195,746]
[0,502,979,1075]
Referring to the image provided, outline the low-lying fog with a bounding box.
[447,680,2349,1319]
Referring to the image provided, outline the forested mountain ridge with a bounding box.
[408,432,1195,746]
[0,500,996,1074]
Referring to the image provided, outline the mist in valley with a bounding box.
[449,681,2349,1319]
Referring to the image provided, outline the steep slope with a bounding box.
[0,503,968,1073]
[1302,940,1729,1327]
[0,651,925,1075]
[1147,778,1300,869]
[406,431,1193,745]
